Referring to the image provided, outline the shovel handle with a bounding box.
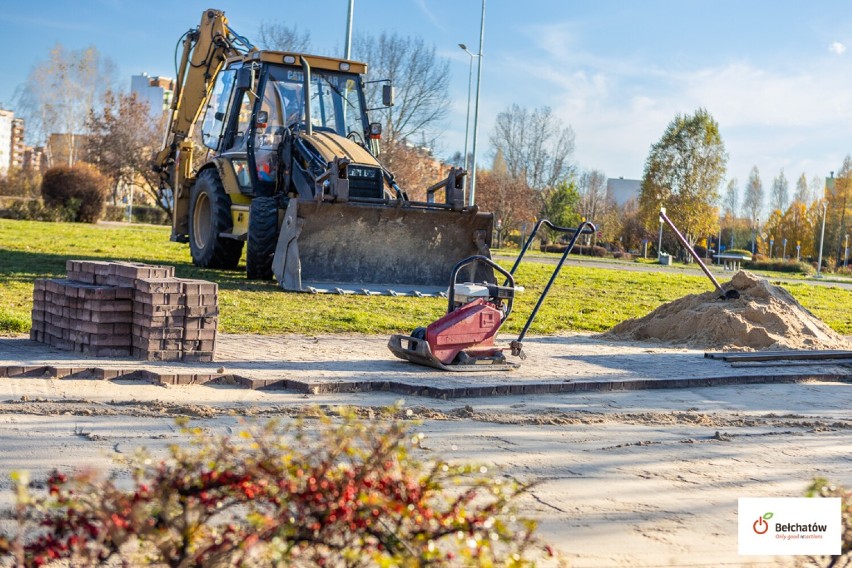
[659,211,726,296]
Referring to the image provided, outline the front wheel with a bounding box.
[188,169,243,269]
[246,196,279,280]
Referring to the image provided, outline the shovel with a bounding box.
[659,210,740,300]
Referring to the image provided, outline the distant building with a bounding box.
[0,109,13,175]
[11,118,25,169]
[606,177,641,206]
[23,145,47,172]
[131,73,175,118]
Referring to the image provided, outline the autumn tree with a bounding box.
[353,33,451,145]
[14,44,116,163]
[85,92,169,215]
[489,104,575,192]
[475,151,537,246]
[376,139,448,201]
[770,169,789,214]
[825,156,852,264]
[638,108,727,248]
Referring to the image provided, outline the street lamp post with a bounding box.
[845,234,849,268]
[769,236,774,258]
[816,201,827,278]
[752,218,758,254]
[468,0,486,207]
[458,44,479,175]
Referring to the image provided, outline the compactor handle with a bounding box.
[510,221,596,358]
[509,219,596,278]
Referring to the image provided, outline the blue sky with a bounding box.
[3,0,852,199]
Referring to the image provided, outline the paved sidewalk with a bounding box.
[1,333,851,399]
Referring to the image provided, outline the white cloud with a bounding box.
[829,41,847,55]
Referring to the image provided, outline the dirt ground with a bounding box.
[1,341,850,567]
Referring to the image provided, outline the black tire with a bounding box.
[188,169,244,269]
[246,196,279,280]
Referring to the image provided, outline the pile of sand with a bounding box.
[603,271,850,351]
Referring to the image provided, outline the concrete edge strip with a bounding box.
[1,365,851,399]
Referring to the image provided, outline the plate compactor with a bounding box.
[388,220,597,371]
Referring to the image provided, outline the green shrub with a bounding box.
[0,198,70,222]
[0,408,548,567]
[541,243,608,257]
[744,259,814,274]
[103,204,170,225]
[40,164,109,223]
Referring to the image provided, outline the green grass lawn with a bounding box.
[2,219,851,336]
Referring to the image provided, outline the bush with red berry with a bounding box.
[0,406,551,566]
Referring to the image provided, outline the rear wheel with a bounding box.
[246,196,278,280]
[188,169,243,269]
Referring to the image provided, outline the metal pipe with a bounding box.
[344,0,354,60]
[301,57,313,136]
[469,0,486,207]
[659,211,737,299]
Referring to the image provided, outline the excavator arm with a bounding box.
[153,8,252,237]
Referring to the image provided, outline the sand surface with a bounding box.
[1,369,850,566]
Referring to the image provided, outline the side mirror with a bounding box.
[236,66,252,90]
[382,84,394,107]
[256,110,269,127]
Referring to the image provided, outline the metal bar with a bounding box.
[514,221,596,347]
[706,349,852,359]
[509,218,590,278]
[719,350,852,363]
[659,211,726,296]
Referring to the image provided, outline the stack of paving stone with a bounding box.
[30,261,218,362]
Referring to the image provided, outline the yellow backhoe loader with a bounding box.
[153,9,494,293]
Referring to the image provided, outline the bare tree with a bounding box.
[14,43,116,163]
[743,166,764,226]
[578,169,607,223]
[769,168,789,213]
[257,23,312,52]
[353,33,451,145]
[810,174,825,204]
[85,92,169,215]
[793,172,809,204]
[723,178,739,218]
[490,104,575,192]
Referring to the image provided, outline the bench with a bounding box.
[714,253,751,271]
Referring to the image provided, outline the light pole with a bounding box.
[816,201,827,278]
[469,0,486,207]
[769,236,774,258]
[344,0,354,59]
[458,44,480,175]
[845,233,849,268]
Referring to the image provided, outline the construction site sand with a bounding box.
[604,270,850,351]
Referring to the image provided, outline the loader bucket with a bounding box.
[272,199,495,292]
